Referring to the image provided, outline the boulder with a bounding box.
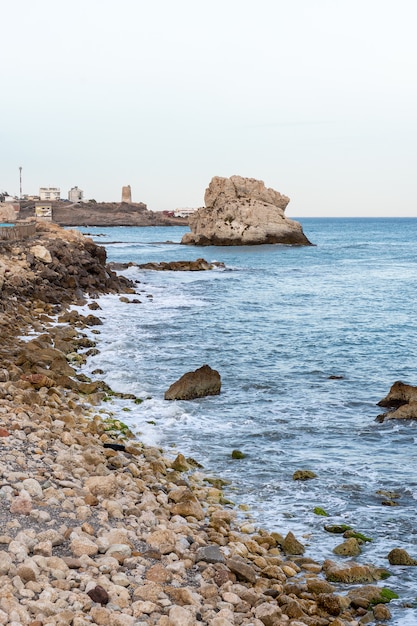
[323,559,390,584]
[164,364,221,400]
[377,381,417,421]
[387,547,417,565]
[181,175,312,246]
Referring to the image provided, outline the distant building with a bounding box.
[35,202,52,221]
[174,207,197,218]
[68,186,84,202]
[122,185,132,203]
[39,187,60,201]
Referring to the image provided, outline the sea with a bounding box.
[73,218,417,624]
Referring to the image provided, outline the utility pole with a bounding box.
[19,166,22,199]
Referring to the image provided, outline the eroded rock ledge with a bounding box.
[181,175,312,246]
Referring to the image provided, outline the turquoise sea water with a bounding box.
[76,219,417,624]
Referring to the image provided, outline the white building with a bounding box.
[39,187,60,201]
[68,186,84,202]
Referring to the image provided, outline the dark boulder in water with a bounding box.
[164,364,221,401]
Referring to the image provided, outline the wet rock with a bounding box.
[373,603,392,620]
[164,364,221,400]
[377,380,417,421]
[293,469,317,480]
[281,531,305,555]
[171,453,191,471]
[333,537,361,557]
[138,258,224,271]
[387,547,417,565]
[323,559,390,583]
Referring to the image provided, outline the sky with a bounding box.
[2,0,416,216]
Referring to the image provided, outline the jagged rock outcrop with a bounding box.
[164,364,221,400]
[376,380,417,421]
[181,175,312,246]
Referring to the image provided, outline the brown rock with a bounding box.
[292,469,317,480]
[20,373,55,388]
[317,593,341,616]
[387,547,417,565]
[214,568,235,586]
[323,559,389,583]
[181,175,312,246]
[333,537,361,557]
[226,556,257,583]
[281,531,305,555]
[145,563,173,583]
[164,364,221,400]
[166,586,197,606]
[373,603,392,620]
[171,453,191,471]
[87,584,109,605]
[377,380,417,421]
[16,565,37,582]
[85,474,117,498]
[169,486,205,520]
[147,529,177,555]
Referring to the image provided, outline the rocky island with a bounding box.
[0,222,402,625]
[181,176,312,246]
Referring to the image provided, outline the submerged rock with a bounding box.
[181,175,312,246]
[293,469,317,480]
[138,258,225,271]
[164,364,221,400]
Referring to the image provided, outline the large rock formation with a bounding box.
[181,175,312,246]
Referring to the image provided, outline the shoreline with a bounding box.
[0,223,400,625]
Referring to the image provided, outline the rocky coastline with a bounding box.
[0,223,405,625]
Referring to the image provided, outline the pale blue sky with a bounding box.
[2,0,416,216]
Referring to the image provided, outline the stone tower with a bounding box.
[122,185,132,203]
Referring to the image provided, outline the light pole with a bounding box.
[19,166,22,199]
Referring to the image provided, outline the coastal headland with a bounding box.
[0,223,400,624]
[18,201,188,228]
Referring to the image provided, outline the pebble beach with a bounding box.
[0,222,402,626]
